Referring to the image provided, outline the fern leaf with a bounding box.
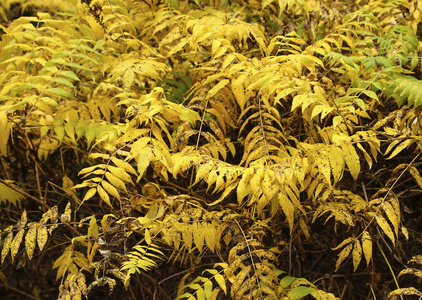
[120,244,164,285]
[0,182,25,206]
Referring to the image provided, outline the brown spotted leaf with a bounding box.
[335,243,353,271]
[1,226,13,265]
[77,272,87,296]
[10,229,24,262]
[17,210,27,230]
[352,239,362,271]
[25,223,38,260]
[37,225,48,251]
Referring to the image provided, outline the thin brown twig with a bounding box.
[0,282,40,300]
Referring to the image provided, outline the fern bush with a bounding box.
[1,0,422,299]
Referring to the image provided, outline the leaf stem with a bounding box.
[376,239,400,290]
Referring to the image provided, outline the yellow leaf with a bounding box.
[181,224,193,252]
[145,229,152,245]
[208,182,237,206]
[193,161,215,186]
[105,172,127,192]
[279,192,295,234]
[101,180,120,201]
[352,239,362,271]
[341,143,360,180]
[0,182,25,206]
[54,126,65,143]
[65,123,76,144]
[332,237,354,251]
[77,273,87,296]
[206,168,219,192]
[211,39,222,57]
[356,142,373,169]
[97,185,112,207]
[62,202,71,223]
[136,147,153,181]
[291,94,307,112]
[82,187,97,202]
[335,243,353,271]
[100,214,116,236]
[203,223,217,253]
[0,111,11,156]
[250,168,264,198]
[37,226,48,251]
[385,139,414,160]
[206,79,229,100]
[328,146,344,184]
[63,175,74,190]
[371,212,395,245]
[87,217,98,263]
[274,160,295,185]
[25,223,37,260]
[88,216,98,241]
[262,170,277,203]
[167,39,188,56]
[401,226,409,240]
[361,230,372,266]
[40,209,52,225]
[53,245,74,280]
[123,68,135,90]
[172,154,203,179]
[237,167,254,204]
[193,223,204,252]
[107,165,133,185]
[110,157,137,175]
[231,75,247,111]
[381,201,399,238]
[388,287,422,298]
[10,229,24,262]
[316,151,331,184]
[17,209,28,230]
[78,164,104,176]
[409,166,422,189]
[1,229,13,265]
[223,55,239,73]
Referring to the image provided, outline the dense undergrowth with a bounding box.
[1,0,422,299]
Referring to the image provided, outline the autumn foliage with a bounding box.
[1,0,422,299]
